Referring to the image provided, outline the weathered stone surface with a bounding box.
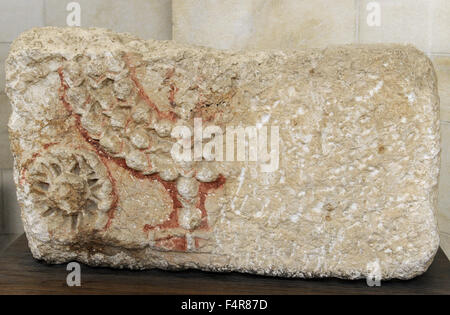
[5,27,440,279]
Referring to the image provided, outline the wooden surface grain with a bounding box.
[0,235,449,295]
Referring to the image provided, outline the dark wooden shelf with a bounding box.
[0,235,449,295]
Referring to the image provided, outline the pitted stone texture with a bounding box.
[5,27,440,279]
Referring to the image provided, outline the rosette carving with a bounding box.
[27,146,114,238]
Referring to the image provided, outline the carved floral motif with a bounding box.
[27,146,114,238]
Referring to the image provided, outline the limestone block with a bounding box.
[5,27,440,280]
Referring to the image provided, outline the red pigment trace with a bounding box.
[100,154,119,231]
[58,68,119,231]
[20,143,58,186]
[168,84,178,107]
[58,63,226,251]
[58,67,184,234]
[123,54,178,122]
[164,68,178,108]
[155,236,187,252]
[43,142,57,149]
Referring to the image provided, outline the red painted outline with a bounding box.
[154,235,187,252]
[123,54,178,122]
[58,61,226,250]
[59,68,119,231]
[19,142,58,186]
[59,67,184,233]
